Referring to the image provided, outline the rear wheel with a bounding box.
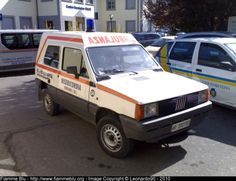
[43,91,60,116]
[97,115,134,158]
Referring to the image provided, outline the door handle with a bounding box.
[196,69,202,72]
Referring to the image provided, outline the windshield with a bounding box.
[87,45,160,75]
[151,39,166,47]
[225,43,236,56]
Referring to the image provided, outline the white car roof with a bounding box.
[41,31,139,47]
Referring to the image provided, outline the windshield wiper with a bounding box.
[96,74,111,81]
[153,68,163,72]
[102,69,125,74]
[102,69,139,75]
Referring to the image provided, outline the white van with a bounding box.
[157,38,236,109]
[35,31,212,158]
[0,29,57,72]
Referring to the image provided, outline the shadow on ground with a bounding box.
[0,74,235,175]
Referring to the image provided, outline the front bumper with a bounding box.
[120,101,212,143]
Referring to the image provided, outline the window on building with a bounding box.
[86,0,94,5]
[76,17,85,31]
[74,0,83,3]
[126,20,136,32]
[107,21,116,32]
[74,0,84,4]
[107,0,116,10]
[198,43,236,71]
[2,16,15,29]
[126,0,136,9]
[20,17,33,29]
[169,42,196,63]
[45,20,54,29]
[65,21,73,31]
[63,48,88,78]
[43,46,60,69]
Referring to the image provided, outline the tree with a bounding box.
[144,0,236,32]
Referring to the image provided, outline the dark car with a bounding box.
[131,32,161,47]
[176,31,236,39]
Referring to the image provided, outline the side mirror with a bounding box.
[220,62,236,72]
[67,66,78,77]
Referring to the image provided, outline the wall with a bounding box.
[96,0,141,32]
[0,0,37,29]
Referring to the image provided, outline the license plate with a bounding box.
[171,119,191,132]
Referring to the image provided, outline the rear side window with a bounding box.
[33,33,42,48]
[18,34,32,49]
[1,34,18,49]
[43,45,60,69]
[1,33,42,49]
[198,43,236,71]
[170,42,196,63]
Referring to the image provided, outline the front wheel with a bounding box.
[96,115,134,158]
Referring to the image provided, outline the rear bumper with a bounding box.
[120,101,212,143]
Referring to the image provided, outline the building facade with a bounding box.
[0,0,95,31]
[0,0,152,32]
[0,0,37,29]
[95,0,144,32]
[94,0,153,32]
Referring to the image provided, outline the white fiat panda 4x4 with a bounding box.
[35,31,212,158]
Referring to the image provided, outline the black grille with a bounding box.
[159,92,199,117]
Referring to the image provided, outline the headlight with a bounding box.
[135,103,159,120]
[198,89,210,104]
[144,103,159,118]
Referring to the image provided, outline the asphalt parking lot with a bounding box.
[0,71,236,176]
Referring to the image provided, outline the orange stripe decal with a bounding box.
[59,71,90,85]
[47,36,83,43]
[36,63,90,86]
[36,63,59,74]
[96,84,139,105]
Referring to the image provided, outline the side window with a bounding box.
[1,33,34,49]
[43,45,60,69]
[62,47,89,78]
[169,42,196,63]
[18,34,32,49]
[1,34,18,49]
[198,43,235,71]
[32,33,42,48]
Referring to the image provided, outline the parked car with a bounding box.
[156,37,236,109]
[176,31,236,39]
[145,36,176,56]
[131,32,161,47]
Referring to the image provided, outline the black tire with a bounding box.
[42,91,60,116]
[96,115,134,158]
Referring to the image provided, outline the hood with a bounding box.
[97,71,208,104]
